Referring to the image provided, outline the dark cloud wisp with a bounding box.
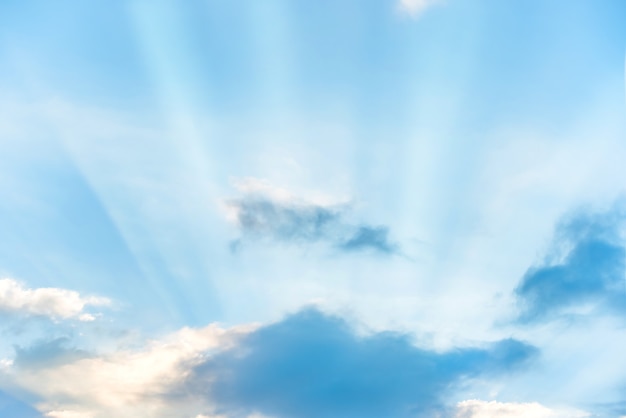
[225,185,399,254]
[229,196,342,243]
[514,207,626,323]
[339,225,398,254]
[13,337,91,369]
[188,308,537,418]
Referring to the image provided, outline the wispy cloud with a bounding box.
[339,225,398,254]
[222,178,399,255]
[514,204,626,323]
[0,279,110,322]
[187,308,537,418]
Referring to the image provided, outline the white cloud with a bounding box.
[230,177,348,207]
[220,177,351,237]
[5,323,253,418]
[455,400,590,418]
[45,411,93,418]
[398,0,441,17]
[0,279,110,321]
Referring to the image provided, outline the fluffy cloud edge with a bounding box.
[4,323,254,418]
[0,278,110,321]
[455,399,590,418]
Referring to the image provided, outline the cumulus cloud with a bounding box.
[187,308,537,418]
[398,0,442,17]
[514,205,626,323]
[13,338,91,370]
[0,279,110,321]
[455,400,589,418]
[3,324,251,418]
[0,308,539,417]
[222,178,399,254]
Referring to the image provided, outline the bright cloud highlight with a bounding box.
[5,324,251,418]
[0,279,110,321]
[455,400,590,418]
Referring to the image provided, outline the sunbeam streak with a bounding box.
[0,1,626,417]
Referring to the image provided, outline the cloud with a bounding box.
[0,279,110,321]
[398,0,442,17]
[3,323,251,418]
[1,309,539,418]
[44,411,91,418]
[13,338,91,370]
[454,400,590,418]
[223,178,343,244]
[514,206,626,323]
[340,225,398,254]
[222,178,399,255]
[188,308,537,418]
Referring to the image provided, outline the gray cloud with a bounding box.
[13,337,91,369]
[186,308,537,418]
[224,179,399,255]
[339,225,398,254]
[514,205,626,323]
[228,196,342,243]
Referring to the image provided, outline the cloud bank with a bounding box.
[188,308,537,418]
[3,324,250,418]
[1,308,538,417]
[223,178,399,254]
[0,279,110,321]
[514,206,626,323]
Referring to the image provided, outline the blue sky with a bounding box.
[0,0,625,417]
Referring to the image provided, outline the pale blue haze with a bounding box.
[0,1,625,417]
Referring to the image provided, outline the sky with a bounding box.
[0,0,626,417]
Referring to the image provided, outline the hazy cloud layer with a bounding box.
[13,338,91,370]
[223,178,399,254]
[0,279,110,321]
[514,206,626,323]
[189,308,537,418]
